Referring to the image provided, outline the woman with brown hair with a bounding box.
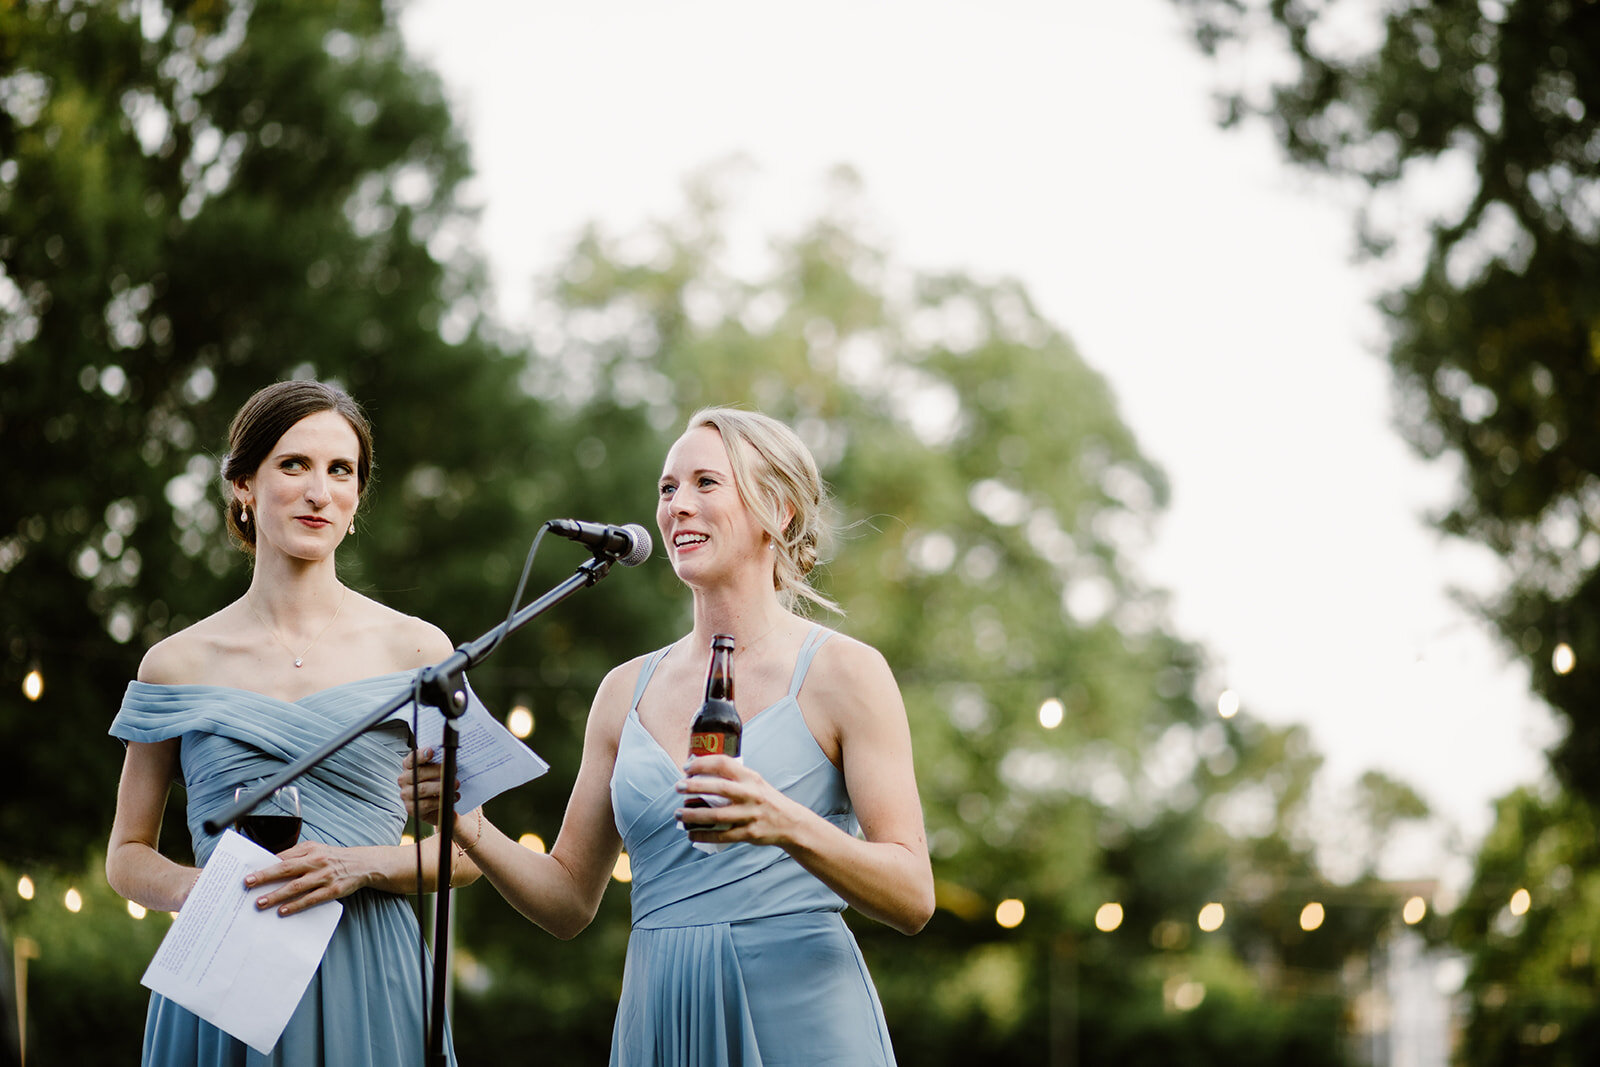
[107,379,478,1065]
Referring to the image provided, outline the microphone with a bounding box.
[546,520,653,567]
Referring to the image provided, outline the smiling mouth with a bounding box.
[673,533,708,549]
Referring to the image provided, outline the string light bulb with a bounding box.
[1510,888,1531,916]
[506,705,534,738]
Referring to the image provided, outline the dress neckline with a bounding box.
[626,624,832,768]
[626,693,798,773]
[126,669,417,707]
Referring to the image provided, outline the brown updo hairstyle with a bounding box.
[686,407,841,615]
[220,380,375,554]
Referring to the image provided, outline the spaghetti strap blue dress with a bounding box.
[608,626,899,1066]
[109,671,458,1066]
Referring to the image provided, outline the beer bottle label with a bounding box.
[690,731,735,758]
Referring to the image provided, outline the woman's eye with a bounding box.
[658,483,676,497]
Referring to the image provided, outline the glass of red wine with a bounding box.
[233,783,302,854]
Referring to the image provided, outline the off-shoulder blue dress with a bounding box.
[608,626,898,1066]
[109,671,457,1067]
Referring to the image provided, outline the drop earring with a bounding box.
[241,506,250,524]
[348,521,356,536]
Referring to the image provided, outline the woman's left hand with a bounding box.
[675,755,802,847]
[243,841,372,916]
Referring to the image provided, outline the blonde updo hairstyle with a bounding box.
[221,380,375,554]
[687,407,841,615]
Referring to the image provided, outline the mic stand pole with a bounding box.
[203,552,621,1067]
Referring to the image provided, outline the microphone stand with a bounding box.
[204,550,623,1067]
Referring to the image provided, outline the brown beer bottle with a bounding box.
[685,633,740,851]
[689,633,740,759]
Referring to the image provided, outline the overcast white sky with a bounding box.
[400,0,1561,878]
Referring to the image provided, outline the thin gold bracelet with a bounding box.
[454,808,483,860]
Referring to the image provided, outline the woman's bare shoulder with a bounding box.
[579,649,661,741]
[351,593,454,668]
[596,651,654,710]
[815,630,893,679]
[136,606,246,685]
[804,630,902,718]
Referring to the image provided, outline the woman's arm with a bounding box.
[106,739,198,912]
[678,638,935,935]
[108,736,486,918]
[243,829,482,916]
[401,661,636,940]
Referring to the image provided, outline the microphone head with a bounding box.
[617,524,653,567]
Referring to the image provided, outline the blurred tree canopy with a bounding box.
[1168,0,1600,1059]
[3,0,1426,1062]
[1442,784,1600,1064]
[1168,0,1600,800]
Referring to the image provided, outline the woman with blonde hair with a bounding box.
[406,405,933,1065]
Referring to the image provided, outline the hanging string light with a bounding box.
[1509,888,1531,917]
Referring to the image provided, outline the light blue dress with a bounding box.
[109,671,458,1067]
[609,626,898,1066]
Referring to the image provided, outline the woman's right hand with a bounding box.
[399,747,456,827]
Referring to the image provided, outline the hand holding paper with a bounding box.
[142,831,342,1055]
[390,685,548,812]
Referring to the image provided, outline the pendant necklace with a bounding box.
[735,620,779,656]
[247,585,348,668]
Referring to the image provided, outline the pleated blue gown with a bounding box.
[609,626,899,1067]
[110,671,458,1067]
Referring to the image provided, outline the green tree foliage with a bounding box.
[1167,0,1600,800]
[1166,1,1600,1058]
[0,856,169,1066]
[1444,786,1600,1063]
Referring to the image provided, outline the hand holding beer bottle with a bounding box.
[684,633,741,854]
